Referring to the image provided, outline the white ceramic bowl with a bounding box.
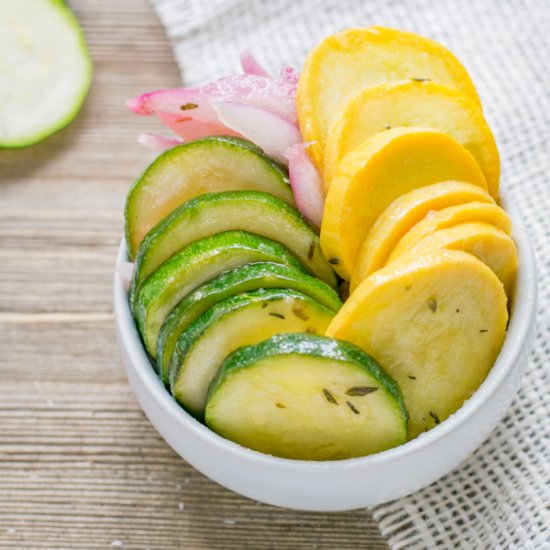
[114,195,537,511]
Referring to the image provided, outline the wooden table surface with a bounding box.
[0,1,388,548]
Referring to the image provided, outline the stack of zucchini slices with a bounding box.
[125,136,408,460]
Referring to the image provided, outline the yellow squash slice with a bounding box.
[351,181,494,290]
[324,81,499,195]
[320,127,487,280]
[389,201,512,262]
[326,249,508,439]
[390,222,517,298]
[297,26,481,169]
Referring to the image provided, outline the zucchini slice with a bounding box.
[321,127,487,280]
[297,26,481,169]
[0,0,92,148]
[157,262,342,384]
[133,230,308,358]
[125,137,295,258]
[323,81,499,195]
[388,201,512,262]
[350,181,494,290]
[132,191,337,303]
[205,333,408,460]
[327,249,508,439]
[170,290,336,418]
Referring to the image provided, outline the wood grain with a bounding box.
[0,1,387,548]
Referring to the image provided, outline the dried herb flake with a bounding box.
[307,242,315,260]
[411,77,431,82]
[261,302,269,309]
[323,388,338,405]
[345,386,378,396]
[292,306,310,321]
[408,375,417,380]
[275,402,286,409]
[479,329,489,333]
[180,102,199,110]
[429,411,441,425]
[427,298,437,312]
[346,401,360,414]
[269,312,285,319]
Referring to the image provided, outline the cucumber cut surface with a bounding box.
[125,137,295,258]
[0,0,92,147]
[170,290,335,418]
[133,231,308,358]
[132,191,337,301]
[205,333,408,460]
[157,263,342,384]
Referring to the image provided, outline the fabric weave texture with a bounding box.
[149,0,549,547]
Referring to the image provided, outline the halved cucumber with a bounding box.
[125,136,295,258]
[132,191,337,303]
[170,290,336,418]
[157,262,342,384]
[133,230,308,358]
[1,0,92,148]
[205,333,408,460]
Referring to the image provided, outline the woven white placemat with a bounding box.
[149,0,550,547]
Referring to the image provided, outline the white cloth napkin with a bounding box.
[150,0,550,547]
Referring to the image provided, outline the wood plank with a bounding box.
[0,0,388,547]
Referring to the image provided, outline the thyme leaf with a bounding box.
[323,388,338,405]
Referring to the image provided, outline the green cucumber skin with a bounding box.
[0,0,92,148]
[168,289,335,398]
[131,190,337,304]
[157,262,342,384]
[124,136,294,259]
[132,230,309,356]
[206,333,409,425]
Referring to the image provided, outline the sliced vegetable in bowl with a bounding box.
[124,136,294,258]
[205,333,408,460]
[131,190,337,304]
[157,263,342,385]
[170,290,336,418]
[133,230,310,358]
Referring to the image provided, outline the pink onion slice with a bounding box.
[157,113,240,140]
[213,101,301,164]
[240,52,270,76]
[138,133,183,150]
[127,73,297,127]
[283,143,325,227]
[280,65,299,85]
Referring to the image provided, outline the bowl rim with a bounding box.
[114,193,537,471]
